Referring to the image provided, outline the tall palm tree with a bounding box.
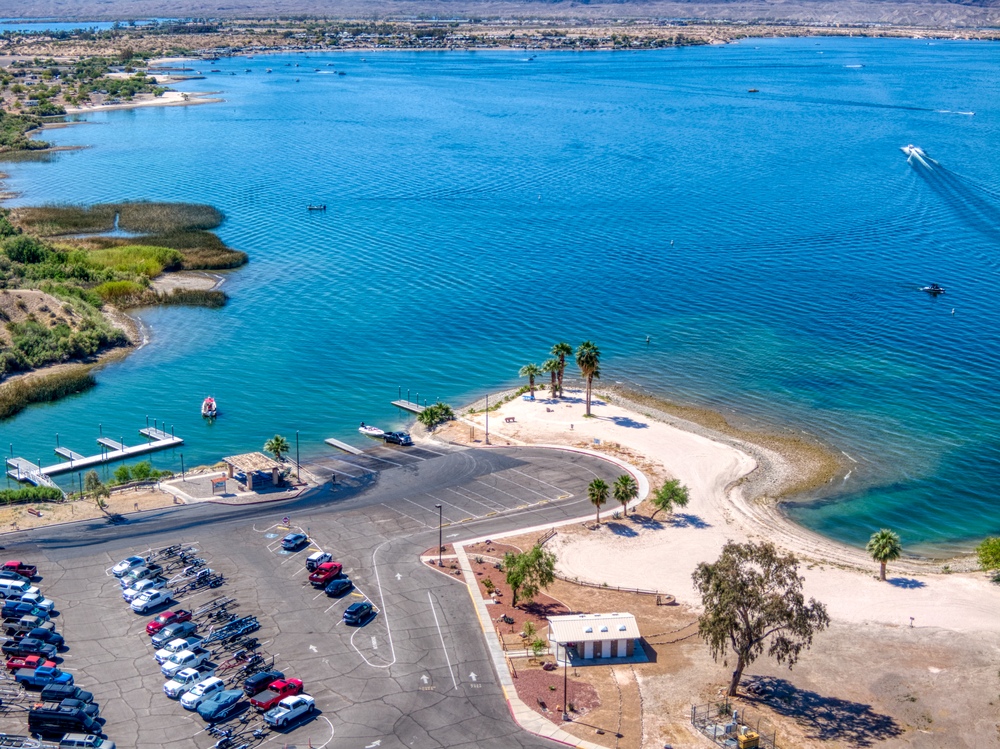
[264,434,290,461]
[518,363,542,400]
[613,474,639,516]
[575,341,601,416]
[588,478,609,524]
[551,342,572,397]
[866,529,902,581]
[542,358,560,399]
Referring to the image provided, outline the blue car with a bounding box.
[197,689,243,722]
[324,577,353,598]
[343,601,373,625]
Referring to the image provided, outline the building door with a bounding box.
[616,639,627,657]
[584,641,594,659]
[601,640,612,658]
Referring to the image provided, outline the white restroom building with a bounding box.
[547,612,640,661]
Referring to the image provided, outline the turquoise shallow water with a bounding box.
[2,39,999,555]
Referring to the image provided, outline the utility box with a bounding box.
[737,730,760,749]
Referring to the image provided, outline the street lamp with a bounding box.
[295,431,300,482]
[484,393,490,445]
[435,504,443,566]
[180,453,185,481]
[562,641,569,721]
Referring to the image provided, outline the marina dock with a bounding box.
[7,426,183,486]
[324,438,363,455]
[391,399,425,414]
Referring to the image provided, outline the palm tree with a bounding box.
[518,363,542,400]
[575,341,601,416]
[588,478,609,524]
[264,434,290,461]
[866,529,902,582]
[551,342,572,397]
[613,474,639,516]
[542,358,560,399]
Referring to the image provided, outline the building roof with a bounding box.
[547,612,640,644]
[222,452,282,473]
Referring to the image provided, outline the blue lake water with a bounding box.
[2,39,999,555]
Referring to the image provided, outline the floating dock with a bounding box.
[324,438,363,455]
[7,426,183,485]
[391,399,425,414]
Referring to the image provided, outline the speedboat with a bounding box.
[920,283,945,295]
[359,422,384,438]
[901,144,925,157]
[202,397,218,417]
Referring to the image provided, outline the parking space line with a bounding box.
[492,472,556,499]
[508,467,573,494]
[427,590,458,691]
[445,485,505,511]
[443,486,502,513]
[473,478,531,505]
[379,503,430,528]
[401,497,457,523]
[421,493,482,520]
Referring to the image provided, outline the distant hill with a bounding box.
[4,0,1000,28]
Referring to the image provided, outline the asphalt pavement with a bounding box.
[0,445,624,749]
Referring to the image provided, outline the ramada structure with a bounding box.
[547,612,641,661]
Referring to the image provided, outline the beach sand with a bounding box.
[64,90,222,115]
[439,388,999,633]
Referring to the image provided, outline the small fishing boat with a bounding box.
[307,205,326,211]
[747,88,759,93]
[901,144,925,157]
[920,283,945,295]
[202,397,218,418]
[359,422,384,438]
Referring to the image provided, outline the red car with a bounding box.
[3,561,37,579]
[146,609,193,636]
[308,562,342,586]
[6,654,56,672]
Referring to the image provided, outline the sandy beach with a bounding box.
[64,90,222,115]
[439,388,999,634]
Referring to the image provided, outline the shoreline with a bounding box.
[63,90,224,115]
[445,384,975,569]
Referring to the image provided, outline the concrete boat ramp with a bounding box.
[7,426,183,487]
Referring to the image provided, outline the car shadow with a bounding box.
[742,676,903,746]
[887,577,927,589]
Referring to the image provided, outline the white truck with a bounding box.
[263,694,315,728]
[161,647,210,678]
[154,636,201,664]
[163,667,217,699]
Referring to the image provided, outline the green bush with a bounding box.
[417,401,455,429]
[93,279,147,305]
[0,486,63,504]
[108,460,171,486]
[4,235,51,264]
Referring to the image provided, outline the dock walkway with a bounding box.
[391,399,425,414]
[324,438,363,455]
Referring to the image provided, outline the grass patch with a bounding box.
[0,486,63,504]
[11,204,116,235]
[79,231,247,270]
[0,365,96,420]
[86,245,183,277]
[157,289,227,308]
[115,202,224,233]
[93,280,148,306]
[93,282,227,309]
[12,202,223,237]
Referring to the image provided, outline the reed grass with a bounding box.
[0,365,96,420]
[114,202,224,233]
[86,245,183,277]
[12,202,224,236]
[93,282,227,309]
[11,204,117,235]
[53,230,246,270]
[157,289,228,308]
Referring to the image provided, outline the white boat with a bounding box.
[202,397,218,418]
[901,144,924,157]
[359,422,384,437]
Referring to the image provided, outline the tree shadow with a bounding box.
[603,415,649,429]
[743,676,903,747]
[523,599,572,618]
[630,515,664,530]
[887,577,927,589]
[605,522,638,538]
[667,513,711,529]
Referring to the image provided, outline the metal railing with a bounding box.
[691,701,781,749]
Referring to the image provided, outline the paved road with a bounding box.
[2,446,623,748]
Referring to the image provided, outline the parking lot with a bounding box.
[1,446,625,748]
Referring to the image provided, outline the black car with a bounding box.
[27,628,64,648]
[280,533,308,551]
[2,601,44,620]
[41,684,93,704]
[48,698,99,720]
[243,669,284,697]
[324,577,353,597]
[382,431,413,446]
[28,704,100,737]
[343,601,374,626]
[2,637,58,659]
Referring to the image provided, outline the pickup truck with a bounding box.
[41,683,92,704]
[15,665,73,688]
[120,564,163,588]
[4,561,37,579]
[2,601,48,621]
[161,647,211,678]
[249,679,304,711]
[6,654,56,671]
[164,666,216,699]
[2,637,58,660]
[132,588,172,614]
[154,635,201,663]
[7,614,47,635]
[308,562,342,586]
[146,609,192,636]
[263,694,315,728]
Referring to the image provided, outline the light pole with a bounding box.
[562,641,569,721]
[484,393,490,445]
[435,504,443,566]
[180,453,185,481]
[295,431,300,482]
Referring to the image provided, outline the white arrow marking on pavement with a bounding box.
[395,573,402,580]
[446,533,459,538]
[469,672,477,682]
[420,674,430,684]
[365,741,382,749]
[309,645,318,653]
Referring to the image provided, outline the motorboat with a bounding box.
[920,283,945,295]
[901,144,925,157]
[359,422,384,438]
[202,397,218,417]
[307,205,327,211]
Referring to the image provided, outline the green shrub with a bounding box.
[0,366,96,420]
[0,486,63,504]
[93,280,147,305]
[86,244,183,277]
[4,235,51,264]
